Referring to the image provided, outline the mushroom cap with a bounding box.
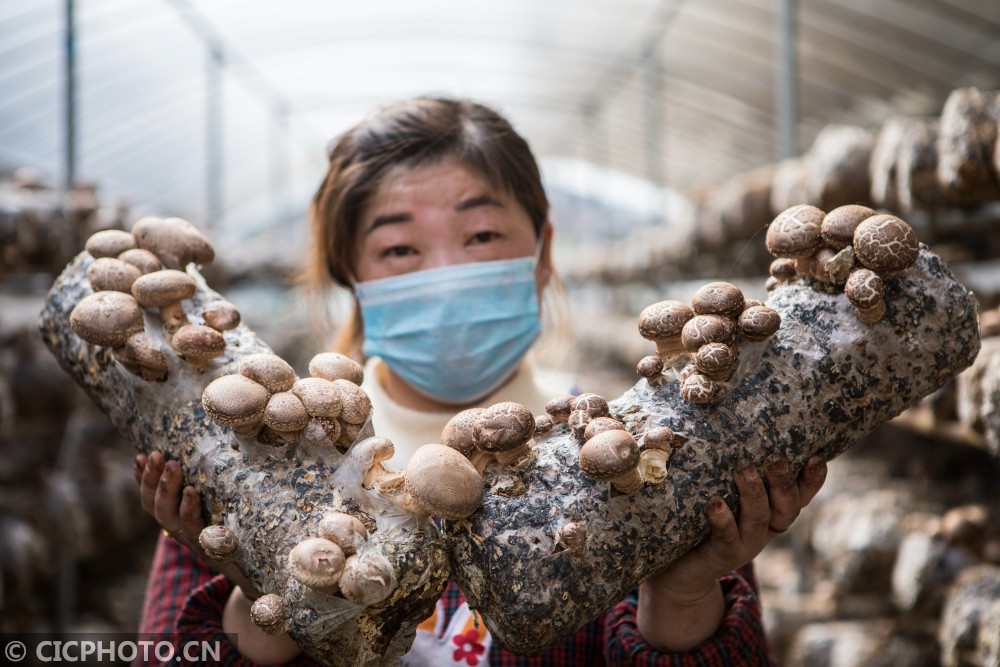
[202,301,241,332]
[845,268,885,309]
[333,379,372,425]
[172,324,226,364]
[534,414,555,435]
[69,291,145,348]
[202,374,270,429]
[339,552,397,607]
[403,443,483,520]
[810,247,838,282]
[309,352,364,385]
[441,408,484,456]
[643,426,686,450]
[766,205,824,258]
[681,314,737,352]
[291,377,343,419]
[679,372,720,404]
[473,401,535,452]
[738,305,782,341]
[131,269,196,308]
[318,512,369,555]
[690,282,745,318]
[821,205,875,250]
[583,417,624,441]
[765,276,780,292]
[198,525,238,562]
[85,229,136,258]
[544,394,576,421]
[694,342,738,380]
[853,214,919,275]
[637,300,694,341]
[769,257,798,282]
[558,522,587,549]
[117,248,162,274]
[240,353,297,393]
[249,594,286,635]
[579,429,640,481]
[568,409,591,438]
[288,537,345,590]
[163,217,215,266]
[571,393,610,419]
[855,299,886,324]
[131,216,193,269]
[87,257,142,293]
[125,331,167,372]
[825,245,857,285]
[636,354,664,379]
[264,392,309,433]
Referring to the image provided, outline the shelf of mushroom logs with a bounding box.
[559,96,1000,667]
[0,169,321,636]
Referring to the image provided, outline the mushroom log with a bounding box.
[41,240,979,660]
[40,254,450,666]
[447,245,979,654]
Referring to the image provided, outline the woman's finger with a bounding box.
[703,496,740,563]
[763,456,800,533]
[734,465,771,545]
[797,456,828,508]
[153,459,185,535]
[139,451,164,516]
[179,486,206,538]
[132,454,147,486]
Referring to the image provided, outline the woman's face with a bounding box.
[354,156,551,284]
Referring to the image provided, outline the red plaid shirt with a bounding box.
[138,534,775,666]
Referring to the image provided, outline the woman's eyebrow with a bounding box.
[365,213,411,236]
[455,194,503,211]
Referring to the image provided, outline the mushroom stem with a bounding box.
[610,468,643,494]
[160,301,189,335]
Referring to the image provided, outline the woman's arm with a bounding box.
[636,456,827,652]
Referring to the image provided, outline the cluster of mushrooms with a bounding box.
[635,282,782,404]
[765,204,920,323]
[434,393,688,503]
[199,510,398,634]
[201,352,371,449]
[69,217,241,380]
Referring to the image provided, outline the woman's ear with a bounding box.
[536,222,555,290]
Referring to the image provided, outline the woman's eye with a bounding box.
[382,245,416,258]
[469,231,500,245]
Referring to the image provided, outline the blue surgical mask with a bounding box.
[355,256,542,405]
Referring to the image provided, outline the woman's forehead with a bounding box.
[374,157,500,202]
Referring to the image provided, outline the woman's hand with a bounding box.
[134,452,303,665]
[637,455,828,652]
[133,451,259,597]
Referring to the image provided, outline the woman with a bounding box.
[134,96,827,665]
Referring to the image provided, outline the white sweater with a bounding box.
[361,356,574,471]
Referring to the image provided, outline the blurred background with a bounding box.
[2,1,1000,664]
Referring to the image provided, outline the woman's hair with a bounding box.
[304,96,557,358]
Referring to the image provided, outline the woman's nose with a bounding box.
[422,245,469,271]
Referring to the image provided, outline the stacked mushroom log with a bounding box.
[42,214,981,660]
[446,223,979,654]
[562,86,1000,287]
[41,219,460,666]
[956,315,1000,457]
